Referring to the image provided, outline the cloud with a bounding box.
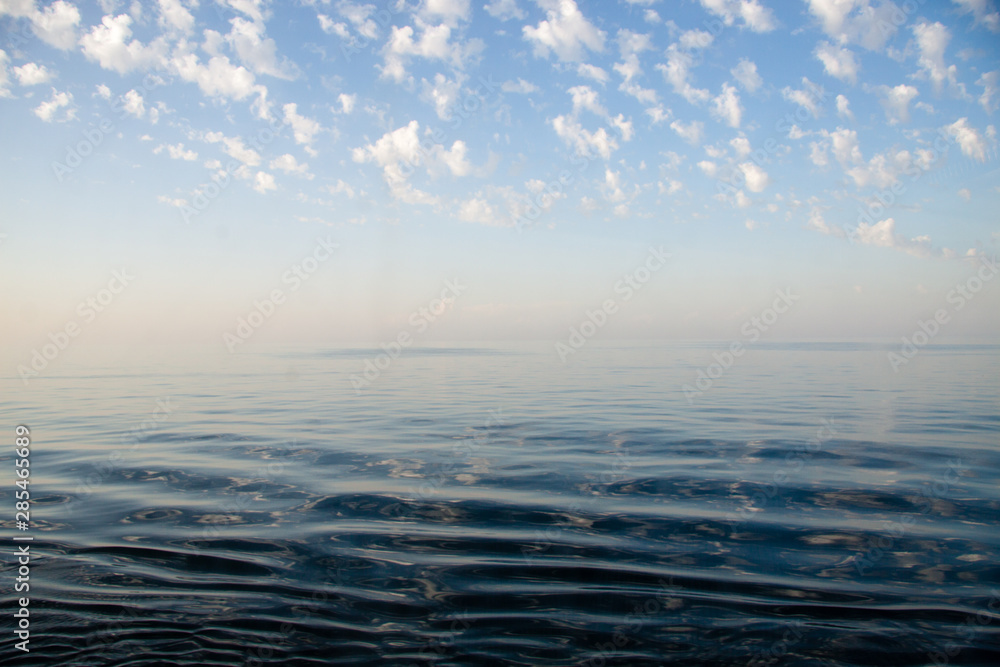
[836,93,854,120]
[32,87,74,122]
[953,0,1000,31]
[711,82,742,127]
[781,77,825,118]
[502,78,539,93]
[568,84,606,115]
[121,88,145,118]
[697,0,776,32]
[669,118,703,144]
[227,17,298,79]
[979,71,999,113]
[814,41,859,84]
[206,132,262,166]
[739,161,770,191]
[12,62,52,85]
[156,142,198,160]
[876,84,918,124]
[552,114,619,158]
[337,92,357,113]
[382,20,484,81]
[30,0,80,50]
[157,0,195,33]
[912,21,960,93]
[0,50,10,98]
[253,171,276,194]
[854,217,937,257]
[423,0,471,23]
[805,0,902,51]
[656,44,709,104]
[731,58,762,93]
[943,117,988,161]
[171,48,269,116]
[523,0,606,62]
[283,103,322,147]
[325,179,356,198]
[577,63,609,84]
[484,0,526,21]
[422,72,463,119]
[317,15,350,38]
[80,13,166,74]
[270,153,313,178]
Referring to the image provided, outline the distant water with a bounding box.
[3,342,999,666]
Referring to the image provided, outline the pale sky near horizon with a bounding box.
[1,0,999,357]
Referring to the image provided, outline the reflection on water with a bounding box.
[2,342,999,665]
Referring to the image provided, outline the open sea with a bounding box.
[2,341,999,666]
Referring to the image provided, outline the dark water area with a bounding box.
[2,342,999,666]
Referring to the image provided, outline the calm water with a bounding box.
[2,342,999,666]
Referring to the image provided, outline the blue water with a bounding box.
[2,342,999,665]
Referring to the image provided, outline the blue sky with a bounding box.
[1,0,998,350]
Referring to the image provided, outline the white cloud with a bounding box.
[739,161,770,192]
[912,21,959,93]
[836,93,854,120]
[876,84,918,124]
[698,160,718,177]
[13,62,52,85]
[338,92,357,114]
[854,217,937,257]
[157,0,195,33]
[351,120,444,205]
[270,153,313,178]
[155,142,198,160]
[697,0,776,32]
[0,0,35,18]
[502,78,539,93]
[577,63,608,84]
[206,133,262,166]
[484,0,526,21]
[958,187,972,200]
[781,77,825,118]
[422,73,464,120]
[458,196,500,223]
[568,84,606,115]
[283,102,322,146]
[656,44,709,104]
[157,195,188,208]
[731,58,762,93]
[711,82,742,127]
[171,49,269,116]
[80,14,166,74]
[318,15,350,37]
[805,0,902,51]
[227,17,297,79]
[0,50,12,98]
[32,87,73,122]
[979,71,999,113]
[943,117,988,161]
[253,171,276,194]
[326,179,356,198]
[423,0,471,23]
[814,41,859,83]
[953,0,1000,31]
[669,119,703,144]
[218,0,268,23]
[382,20,483,82]
[122,88,145,118]
[645,105,671,124]
[31,0,80,50]
[523,0,606,62]
[552,114,618,158]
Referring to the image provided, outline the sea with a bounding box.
[2,341,999,666]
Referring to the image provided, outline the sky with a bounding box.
[1,0,999,355]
